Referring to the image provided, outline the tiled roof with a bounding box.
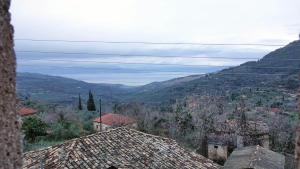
[213,119,269,135]
[94,113,136,126]
[18,107,37,117]
[23,128,220,169]
[224,145,285,169]
[271,108,281,113]
[208,120,269,145]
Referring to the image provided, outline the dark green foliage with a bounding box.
[50,115,81,140]
[78,94,83,110]
[112,102,120,113]
[22,116,48,142]
[286,78,299,90]
[231,93,238,101]
[256,99,262,106]
[83,121,94,134]
[228,113,235,120]
[239,99,247,131]
[271,101,283,108]
[87,90,96,111]
[23,106,100,152]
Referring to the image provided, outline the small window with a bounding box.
[214,145,218,149]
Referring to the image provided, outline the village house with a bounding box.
[207,119,269,163]
[223,145,285,169]
[93,113,137,131]
[23,127,221,169]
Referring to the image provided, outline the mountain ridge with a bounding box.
[17,39,300,104]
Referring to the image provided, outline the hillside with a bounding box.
[17,39,300,104]
[17,73,135,104]
[125,40,300,103]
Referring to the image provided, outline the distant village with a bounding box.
[19,96,295,169]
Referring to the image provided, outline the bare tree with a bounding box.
[0,0,22,168]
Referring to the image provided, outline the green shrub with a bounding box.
[50,121,81,140]
[22,116,48,142]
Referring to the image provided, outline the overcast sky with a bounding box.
[11,0,300,85]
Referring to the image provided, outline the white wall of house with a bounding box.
[261,135,270,149]
[93,122,138,131]
[208,144,228,162]
[93,122,111,131]
[236,135,244,148]
[130,122,138,129]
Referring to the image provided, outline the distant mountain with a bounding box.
[124,39,300,102]
[17,39,300,105]
[17,73,135,104]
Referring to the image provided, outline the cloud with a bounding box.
[11,0,300,85]
[11,0,300,43]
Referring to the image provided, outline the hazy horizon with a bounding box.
[12,0,300,85]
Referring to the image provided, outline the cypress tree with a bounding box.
[87,90,96,111]
[78,94,83,110]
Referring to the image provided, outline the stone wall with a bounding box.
[208,144,228,162]
[0,0,22,168]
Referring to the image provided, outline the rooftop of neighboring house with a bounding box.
[18,107,38,117]
[223,145,285,169]
[94,113,136,126]
[212,119,269,136]
[270,107,282,113]
[23,127,221,169]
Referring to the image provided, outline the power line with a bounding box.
[17,58,229,67]
[14,38,286,46]
[18,58,300,70]
[15,50,300,61]
[16,50,260,60]
[18,64,294,76]
[216,72,288,76]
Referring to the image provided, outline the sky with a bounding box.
[11,0,300,85]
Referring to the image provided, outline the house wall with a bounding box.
[93,122,138,132]
[129,122,138,129]
[260,135,270,149]
[236,135,244,148]
[93,122,111,131]
[208,144,228,162]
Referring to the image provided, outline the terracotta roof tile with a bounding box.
[18,107,38,117]
[23,128,220,169]
[94,113,136,126]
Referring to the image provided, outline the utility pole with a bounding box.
[99,99,102,132]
